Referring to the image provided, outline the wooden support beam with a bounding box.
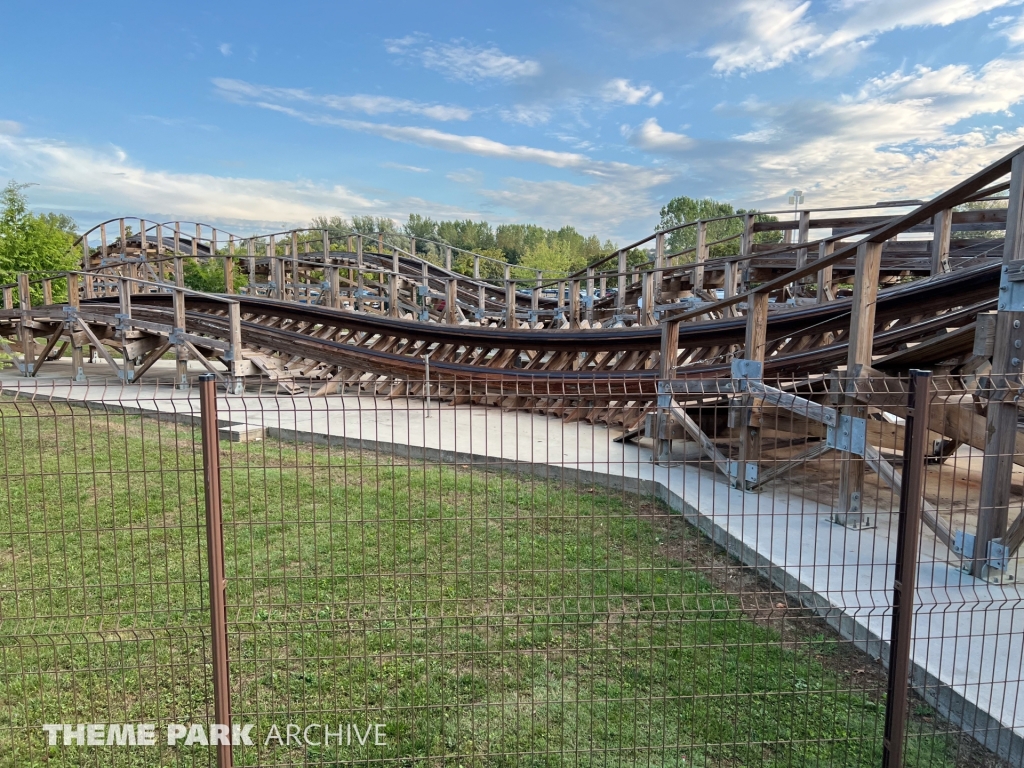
[975,151,1024,579]
[931,209,952,276]
[18,273,34,376]
[505,265,516,328]
[67,273,84,381]
[736,290,769,489]
[792,210,810,297]
[694,221,707,292]
[617,251,627,312]
[836,240,884,528]
[653,319,683,463]
[816,240,835,304]
[668,402,734,481]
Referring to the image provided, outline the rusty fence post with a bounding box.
[881,368,931,768]
[199,373,233,768]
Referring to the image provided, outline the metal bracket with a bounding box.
[657,393,673,408]
[981,539,1017,583]
[418,285,430,297]
[114,312,130,330]
[952,530,976,559]
[168,328,186,345]
[998,262,1024,311]
[826,414,867,456]
[727,460,759,484]
[118,369,135,382]
[731,359,762,392]
[731,359,763,381]
[988,539,1011,571]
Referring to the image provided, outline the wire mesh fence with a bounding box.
[0,374,1019,767]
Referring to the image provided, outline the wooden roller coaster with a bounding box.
[1,143,1022,580]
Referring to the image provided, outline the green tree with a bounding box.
[403,214,439,256]
[657,196,781,260]
[181,257,244,293]
[0,181,80,303]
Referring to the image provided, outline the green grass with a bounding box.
[0,401,961,767]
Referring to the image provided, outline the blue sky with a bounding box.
[1,0,1023,244]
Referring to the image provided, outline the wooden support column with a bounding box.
[329,266,341,309]
[389,273,400,318]
[931,209,952,275]
[68,273,84,381]
[641,271,655,325]
[738,213,755,293]
[503,265,514,327]
[586,266,595,325]
[793,210,810,297]
[570,278,581,329]
[355,235,364,312]
[225,235,235,295]
[975,152,1024,579]
[173,279,188,389]
[226,302,243,380]
[18,273,33,376]
[532,271,541,317]
[835,240,884,528]
[654,231,665,308]
[173,237,184,290]
[290,231,299,300]
[724,260,738,316]
[735,290,769,489]
[268,236,282,300]
[617,250,627,313]
[444,245,452,272]
[694,221,707,293]
[654,318,682,463]
[446,279,457,324]
[247,238,256,289]
[816,240,835,304]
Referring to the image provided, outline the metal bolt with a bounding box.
[1016,320,1022,329]
[1013,358,1021,367]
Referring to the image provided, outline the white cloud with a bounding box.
[499,104,552,126]
[385,34,541,83]
[218,43,232,57]
[380,162,430,173]
[625,54,1024,206]
[623,118,695,151]
[600,78,664,106]
[0,132,478,229]
[446,169,483,184]
[0,120,23,136]
[213,78,472,122]
[823,0,1021,51]
[707,0,821,74]
[223,92,666,184]
[704,0,1022,74]
[1004,11,1024,43]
